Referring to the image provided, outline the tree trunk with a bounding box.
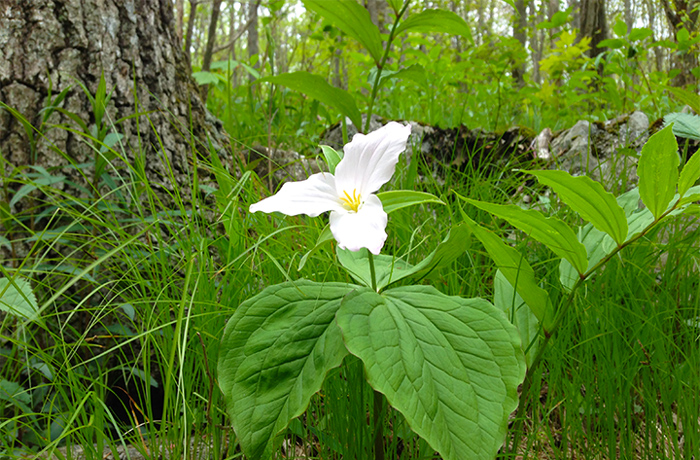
[247,0,259,82]
[201,0,224,101]
[579,0,608,61]
[185,0,199,62]
[512,0,528,87]
[0,0,230,217]
[659,0,699,87]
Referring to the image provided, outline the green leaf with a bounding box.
[10,175,66,208]
[319,145,342,174]
[335,224,470,290]
[336,286,525,460]
[629,27,652,42]
[664,86,700,114]
[461,198,588,274]
[395,9,472,41]
[525,170,628,246]
[302,0,383,64]
[298,225,333,271]
[664,112,700,141]
[613,19,627,37]
[0,277,40,323]
[376,190,445,213]
[460,211,552,326]
[494,270,539,367]
[679,150,700,197]
[217,281,353,460]
[337,247,414,290]
[638,124,679,219]
[597,38,625,49]
[370,64,428,89]
[559,188,641,290]
[259,71,362,131]
[192,71,221,86]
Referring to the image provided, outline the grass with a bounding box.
[1,97,698,460]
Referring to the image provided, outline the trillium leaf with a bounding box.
[259,72,363,131]
[0,277,40,323]
[376,190,445,214]
[336,286,525,460]
[460,210,552,327]
[395,9,472,42]
[319,145,342,174]
[302,0,383,64]
[336,224,470,290]
[638,124,680,219]
[525,170,628,246]
[369,64,429,89]
[462,197,588,275]
[217,281,354,460]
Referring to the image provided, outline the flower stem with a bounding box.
[367,251,378,292]
[373,389,385,460]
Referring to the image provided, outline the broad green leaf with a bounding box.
[191,71,221,86]
[460,211,552,326]
[613,19,627,37]
[370,64,428,89]
[336,286,525,460]
[217,281,354,459]
[559,188,640,289]
[525,170,628,245]
[494,270,539,367]
[395,9,472,41]
[0,379,33,414]
[679,149,700,196]
[664,112,700,141]
[259,72,362,131]
[302,0,383,64]
[665,86,700,114]
[629,27,653,42]
[336,247,413,290]
[335,224,470,290]
[461,198,587,274]
[320,145,342,174]
[376,190,445,213]
[0,277,40,323]
[638,124,679,219]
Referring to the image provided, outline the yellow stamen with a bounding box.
[340,189,362,212]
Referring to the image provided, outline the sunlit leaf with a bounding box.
[395,9,472,41]
[637,124,679,219]
[259,72,363,131]
[336,285,525,460]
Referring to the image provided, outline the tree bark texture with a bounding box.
[247,0,259,81]
[579,0,608,60]
[0,0,230,216]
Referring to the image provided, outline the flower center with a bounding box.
[340,189,362,212]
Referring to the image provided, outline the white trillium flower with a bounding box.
[250,121,412,255]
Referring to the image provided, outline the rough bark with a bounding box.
[579,0,608,60]
[184,0,199,62]
[201,0,223,101]
[0,0,230,219]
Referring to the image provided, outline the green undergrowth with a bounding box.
[1,103,698,460]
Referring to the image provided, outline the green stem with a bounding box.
[368,251,378,292]
[508,201,683,456]
[373,389,385,460]
[364,1,411,133]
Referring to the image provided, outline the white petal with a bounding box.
[249,173,343,217]
[329,194,387,255]
[335,122,411,196]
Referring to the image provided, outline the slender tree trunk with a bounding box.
[184,0,199,63]
[201,0,223,101]
[176,0,185,41]
[512,0,528,87]
[248,0,259,82]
